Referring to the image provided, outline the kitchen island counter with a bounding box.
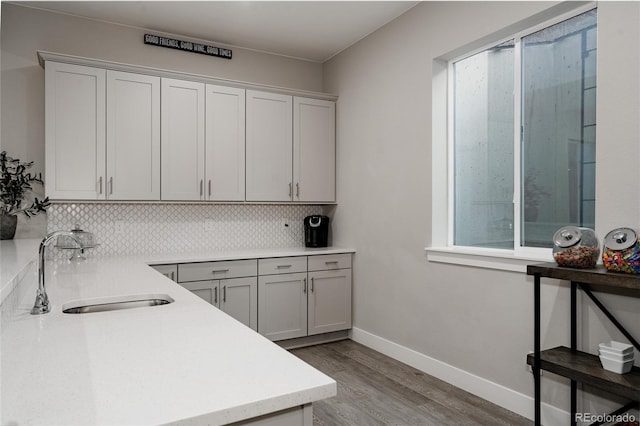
[0,247,345,425]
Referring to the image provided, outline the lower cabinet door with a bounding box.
[180,280,219,306]
[220,277,258,331]
[258,272,308,341]
[308,269,352,336]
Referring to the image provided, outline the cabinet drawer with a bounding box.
[178,259,257,282]
[151,264,177,282]
[258,256,307,275]
[308,253,352,271]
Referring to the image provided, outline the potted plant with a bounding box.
[0,151,51,240]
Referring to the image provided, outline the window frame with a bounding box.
[428,3,597,271]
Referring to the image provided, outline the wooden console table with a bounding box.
[527,263,640,426]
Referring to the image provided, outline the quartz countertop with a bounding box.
[1,245,352,425]
[0,238,41,304]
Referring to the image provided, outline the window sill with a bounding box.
[425,246,552,273]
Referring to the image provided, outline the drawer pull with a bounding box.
[325,261,339,265]
[212,269,230,274]
[276,265,292,269]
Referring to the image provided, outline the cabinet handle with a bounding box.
[109,177,113,195]
[276,265,292,269]
[208,180,212,197]
[289,182,292,198]
[325,261,339,265]
[200,180,203,197]
[223,285,226,303]
[311,277,314,292]
[296,183,299,198]
[303,278,307,293]
[98,177,103,194]
[212,269,230,274]
[214,287,218,304]
[170,271,175,281]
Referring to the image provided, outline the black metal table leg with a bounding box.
[534,273,541,426]
[571,281,577,426]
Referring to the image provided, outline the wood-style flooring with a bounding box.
[290,339,532,426]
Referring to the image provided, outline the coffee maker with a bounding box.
[304,215,329,247]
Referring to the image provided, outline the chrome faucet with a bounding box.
[31,231,82,315]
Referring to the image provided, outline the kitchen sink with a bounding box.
[62,294,174,314]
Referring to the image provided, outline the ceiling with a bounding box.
[14,1,420,62]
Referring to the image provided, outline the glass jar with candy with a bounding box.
[602,227,640,273]
[552,226,599,269]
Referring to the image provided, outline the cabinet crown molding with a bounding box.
[37,51,338,102]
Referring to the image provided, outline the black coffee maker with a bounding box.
[304,215,329,247]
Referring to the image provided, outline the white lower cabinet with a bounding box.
[308,269,352,336]
[177,260,258,331]
[152,254,352,342]
[150,264,177,281]
[258,254,352,342]
[258,272,308,341]
[220,277,258,331]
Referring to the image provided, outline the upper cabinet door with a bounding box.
[205,85,245,201]
[293,98,336,203]
[106,71,160,200]
[245,90,293,202]
[161,78,205,201]
[45,62,106,200]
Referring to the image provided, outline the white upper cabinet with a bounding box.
[106,71,160,200]
[45,62,106,200]
[246,90,293,202]
[161,78,205,201]
[43,55,336,203]
[293,97,336,203]
[205,85,246,201]
[246,91,336,203]
[45,63,160,201]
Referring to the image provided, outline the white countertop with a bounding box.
[0,238,41,304]
[1,245,352,425]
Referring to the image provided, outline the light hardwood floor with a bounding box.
[290,339,532,426]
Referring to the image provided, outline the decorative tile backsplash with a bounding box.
[47,203,323,256]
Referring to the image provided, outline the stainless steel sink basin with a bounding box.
[62,294,174,314]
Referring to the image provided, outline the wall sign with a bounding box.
[144,34,232,60]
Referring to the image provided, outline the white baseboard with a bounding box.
[349,327,568,425]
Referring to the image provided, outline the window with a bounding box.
[450,8,597,255]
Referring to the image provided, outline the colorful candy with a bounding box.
[602,245,640,273]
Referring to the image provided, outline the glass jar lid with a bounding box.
[604,228,637,251]
[553,226,582,249]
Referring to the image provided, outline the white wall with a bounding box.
[325,1,640,421]
[0,3,323,238]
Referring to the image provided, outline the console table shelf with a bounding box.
[526,346,640,401]
[527,263,640,426]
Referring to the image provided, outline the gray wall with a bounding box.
[0,3,323,238]
[325,0,640,420]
